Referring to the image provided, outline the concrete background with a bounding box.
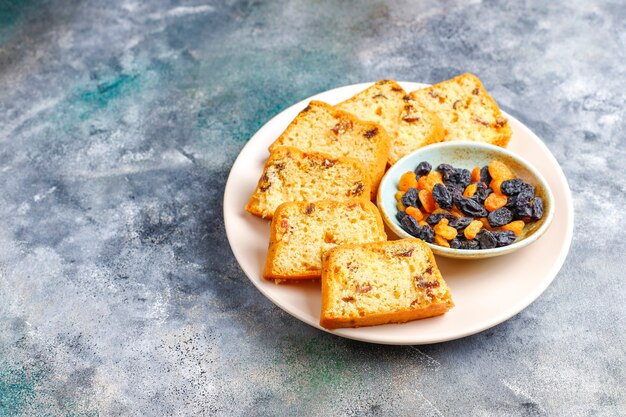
[0,0,624,415]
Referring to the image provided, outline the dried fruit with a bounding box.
[437,163,455,180]
[426,212,455,225]
[488,160,514,181]
[434,219,458,240]
[487,207,514,227]
[425,170,443,192]
[476,229,497,249]
[531,197,544,221]
[406,206,423,221]
[492,230,517,247]
[401,188,420,208]
[471,166,481,182]
[432,183,453,210]
[457,197,488,217]
[414,161,432,177]
[480,166,492,184]
[434,234,451,247]
[417,224,435,243]
[401,215,420,235]
[485,192,508,211]
[500,179,533,196]
[395,191,405,201]
[464,220,483,240]
[419,189,437,212]
[399,171,418,191]
[396,211,407,223]
[501,220,525,236]
[449,217,473,231]
[450,236,480,250]
[463,183,478,197]
[472,183,491,205]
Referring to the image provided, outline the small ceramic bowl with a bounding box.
[377,142,555,259]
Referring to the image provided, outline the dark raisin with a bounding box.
[500,179,533,196]
[364,128,378,138]
[416,224,435,243]
[304,203,315,215]
[451,188,465,206]
[414,161,432,177]
[472,182,491,204]
[452,168,472,188]
[401,215,421,236]
[476,229,497,249]
[480,166,492,184]
[437,164,455,180]
[513,189,534,219]
[487,207,514,227]
[450,236,480,250]
[449,217,473,231]
[396,210,407,223]
[531,197,544,221]
[492,230,517,247]
[457,197,488,217]
[402,188,421,208]
[426,212,455,225]
[432,184,453,209]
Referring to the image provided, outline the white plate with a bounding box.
[223,82,574,345]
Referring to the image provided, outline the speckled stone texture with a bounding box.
[0,0,624,415]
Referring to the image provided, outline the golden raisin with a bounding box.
[399,171,418,191]
[418,189,436,212]
[395,191,405,201]
[417,175,429,191]
[418,220,428,227]
[464,220,483,240]
[471,166,481,183]
[488,160,514,181]
[434,234,451,248]
[479,217,493,231]
[485,192,508,211]
[397,201,406,211]
[490,179,504,194]
[434,220,458,240]
[463,183,478,197]
[501,220,525,236]
[449,206,465,219]
[425,170,443,191]
[406,206,423,221]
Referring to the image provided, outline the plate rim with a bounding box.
[223,81,574,345]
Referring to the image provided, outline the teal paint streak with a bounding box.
[0,0,45,43]
[0,366,43,416]
[74,74,142,121]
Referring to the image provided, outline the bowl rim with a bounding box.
[377,141,556,258]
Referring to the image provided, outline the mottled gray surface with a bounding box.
[0,0,624,415]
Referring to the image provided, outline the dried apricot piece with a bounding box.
[464,220,483,239]
[463,183,478,197]
[501,220,525,236]
[488,160,514,181]
[471,166,481,182]
[418,189,436,212]
[485,192,508,211]
[434,234,451,248]
[434,220,458,240]
[406,206,423,221]
[399,171,418,191]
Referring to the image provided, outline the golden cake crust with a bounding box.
[320,238,454,329]
[264,199,386,281]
